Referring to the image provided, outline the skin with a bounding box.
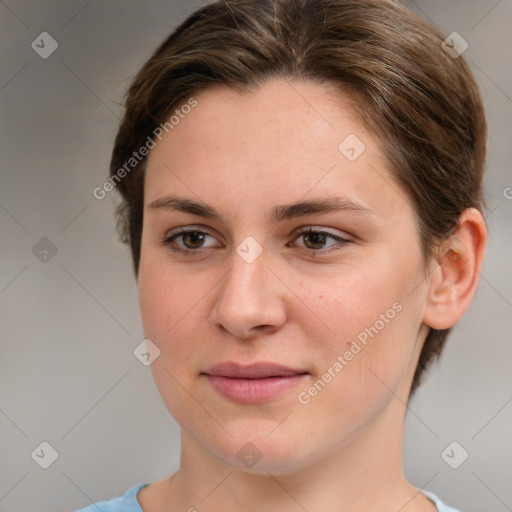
[136,78,487,512]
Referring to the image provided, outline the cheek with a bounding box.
[137,256,215,375]
[138,259,193,386]
[303,254,422,397]
[294,305,418,447]
[138,260,206,423]
[138,256,190,340]
[308,259,406,343]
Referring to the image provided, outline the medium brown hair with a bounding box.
[110,0,487,394]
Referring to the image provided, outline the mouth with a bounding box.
[201,362,309,404]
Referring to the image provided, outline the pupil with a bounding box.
[305,232,325,249]
[185,232,204,248]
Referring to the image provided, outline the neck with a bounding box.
[165,398,435,512]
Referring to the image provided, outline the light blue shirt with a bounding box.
[74,483,460,511]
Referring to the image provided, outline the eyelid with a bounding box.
[293,225,351,240]
[164,225,350,240]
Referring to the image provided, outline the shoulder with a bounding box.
[74,483,148,512]
[423,490,461,512]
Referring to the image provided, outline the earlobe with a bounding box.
[422,208,488,330]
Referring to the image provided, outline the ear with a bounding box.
[422,208,488,330]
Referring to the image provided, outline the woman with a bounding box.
[78,0,487,510]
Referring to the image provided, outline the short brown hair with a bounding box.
[110,0,487,394]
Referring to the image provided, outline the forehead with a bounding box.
[156,79,367,167]
[144,78,412,223]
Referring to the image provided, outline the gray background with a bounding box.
[0,1,511,511]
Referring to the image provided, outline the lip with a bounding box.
[202,362,309,404]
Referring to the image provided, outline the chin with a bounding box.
[204,428,324,476]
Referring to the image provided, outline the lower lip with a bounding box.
[205,374,308,404]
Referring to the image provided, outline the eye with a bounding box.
[161,228,220,255]
[290,227,351,255]
[161,226,351,257]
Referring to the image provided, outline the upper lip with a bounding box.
[203,362,308,379]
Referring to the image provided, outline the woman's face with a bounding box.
[138,78,431,474]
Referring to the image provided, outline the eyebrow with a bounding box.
[148,195,376,224]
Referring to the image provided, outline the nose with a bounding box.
[210,248,288,341]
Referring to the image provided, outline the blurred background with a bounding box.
[0,1,511,510]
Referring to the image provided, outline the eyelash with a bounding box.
[161,227,351,257]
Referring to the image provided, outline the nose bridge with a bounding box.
[211,245,287,338]
[228,247,269,298]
